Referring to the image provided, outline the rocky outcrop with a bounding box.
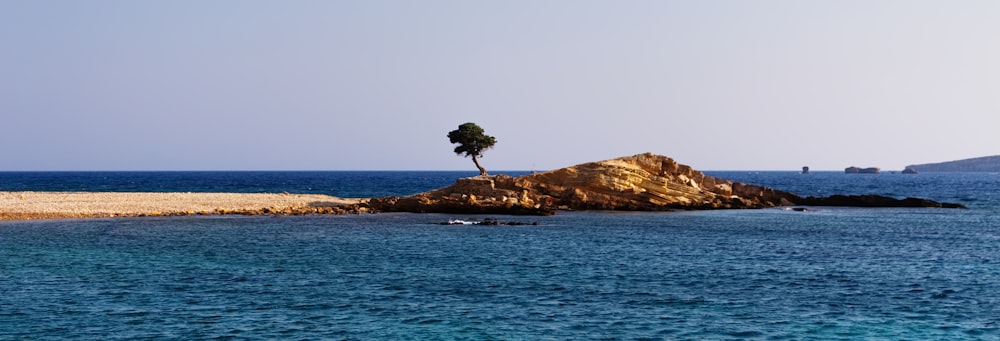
[511,153,797,210]
[370,153,965,215]
[846,166,881,174]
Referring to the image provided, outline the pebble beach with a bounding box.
[0,191,363,220]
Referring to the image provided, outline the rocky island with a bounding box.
[368,153,964,215]
[845,166,881,174]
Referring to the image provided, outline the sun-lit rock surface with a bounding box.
[513,153,796,210]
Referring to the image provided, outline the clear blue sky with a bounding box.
[2,1,998,171]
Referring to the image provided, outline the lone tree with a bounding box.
[447,122,497,176]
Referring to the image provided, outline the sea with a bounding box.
[1,171,999,340]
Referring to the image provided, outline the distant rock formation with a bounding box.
[368,153,962,215]
[902,167,918,174]
[845,166,881,174]
[906,155,1000,172]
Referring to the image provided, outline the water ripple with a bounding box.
[2,208,1000,339]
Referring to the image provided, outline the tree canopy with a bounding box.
[447,122,497,176]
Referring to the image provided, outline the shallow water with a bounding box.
[2,171,998,339]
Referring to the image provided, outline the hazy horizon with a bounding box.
[0,155,990,173]
[3,1,998,171]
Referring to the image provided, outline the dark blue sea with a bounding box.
[2,171,999,339]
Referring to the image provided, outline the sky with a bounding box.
[2,1,998,171]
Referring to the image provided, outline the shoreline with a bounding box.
[0,191,367,221]
[2,153,966,221]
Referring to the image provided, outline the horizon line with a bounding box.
[0,168,913,173]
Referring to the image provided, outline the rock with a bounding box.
[437,218,539,226]
[369,153,963,214]
[798,195,964,208]
[845,166,881,174]
[371,153,782,213]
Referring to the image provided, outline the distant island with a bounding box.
[906,155,1000,172]
[845,166,880,174]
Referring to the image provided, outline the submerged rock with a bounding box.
[438,218,539,226]
[797,195,964,208]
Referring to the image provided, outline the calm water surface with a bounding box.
[2,171,999,339]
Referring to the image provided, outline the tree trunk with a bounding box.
[472,155,487,176]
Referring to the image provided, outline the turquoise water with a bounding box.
[2,172,999,339]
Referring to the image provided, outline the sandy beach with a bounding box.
[0,191,365,221]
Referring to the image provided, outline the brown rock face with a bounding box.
[513,153,799,210]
